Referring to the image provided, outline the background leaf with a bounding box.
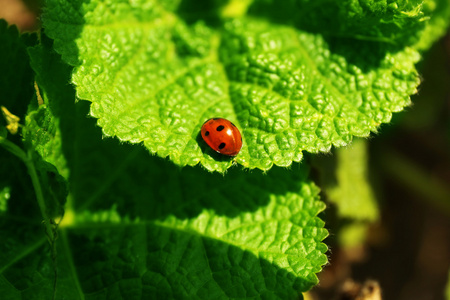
[247,0,430,44]
[412,0,450,51]
[318,138,378,222]
[312,138,379,248]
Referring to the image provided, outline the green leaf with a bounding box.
[23,105,69,179]
[248,0,431,45]
[43,1,420,172]
[312,138,378,247]
[0,222,50,300]
[338,222,370,248]
[324,138,378,221]
[0,219,87,300]
[64,160,328,297]
[0,149,46,298]
[413,0,450,51]
[18,38,76,218]
[22,107,68,218]
[27,35,77,180]
[0,32,328,298]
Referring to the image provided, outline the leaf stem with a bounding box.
[24,149,55,242]
[0,137,55,241]
[0,136,27,161]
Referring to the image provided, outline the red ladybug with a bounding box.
[201,118,243,156]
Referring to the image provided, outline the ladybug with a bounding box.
[201,118,243,156]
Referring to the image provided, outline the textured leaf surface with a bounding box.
[23,104,68,179]
[64,152,328,298]
[12,38,76,218]
[43,0,421,172]
[27,34,81,172]
[0,150,49,300]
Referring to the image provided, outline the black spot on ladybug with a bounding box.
[218,142,226,149]
[216,125,225,131]
[205,131,209,136]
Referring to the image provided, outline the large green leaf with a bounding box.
[62,157,328,298]
[0,32,328,299]
[43,0,421,172]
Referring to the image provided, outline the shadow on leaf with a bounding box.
[66,224,321,298]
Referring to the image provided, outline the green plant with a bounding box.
[1,0,449,299]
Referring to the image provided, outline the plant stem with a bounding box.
[25,150,55,242]
[0,136,27,161]
[0,137,54,242]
